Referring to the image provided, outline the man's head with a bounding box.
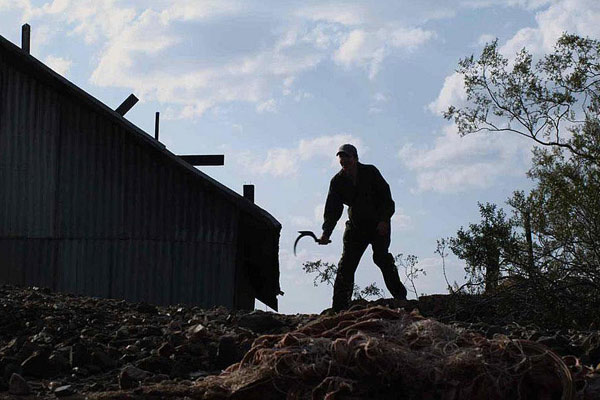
[336,143,358,172]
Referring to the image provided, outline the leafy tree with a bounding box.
[445,34,600,163]
[449,203,518,292]
[508,121,600,291]
[444,33,600,326]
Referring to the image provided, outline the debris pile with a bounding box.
[2,285,600,399]
[0,285,314,397]
[191,306,574,399]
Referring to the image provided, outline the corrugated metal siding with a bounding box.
[0,47,245,308]
[0,60,59,238]
[0,239,57,289]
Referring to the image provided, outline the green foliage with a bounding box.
[354,282,385,301]
[301,260,385,301]
[448,203,518,292]
[394,253,425,299]
[302,255,423,301]
[508,119,600,288]
[435,238,458,293]
[302,260,338,288]
[445,33,600,327]
[445,33,600,162]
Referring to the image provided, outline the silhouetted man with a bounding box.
[318,144,407,311]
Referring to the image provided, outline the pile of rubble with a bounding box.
[1,285,600,399]
[0,285,315,397]
[94,306,600,400]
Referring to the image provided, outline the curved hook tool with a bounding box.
[294,230,330,256]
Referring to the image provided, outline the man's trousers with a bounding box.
[332,221,408,312]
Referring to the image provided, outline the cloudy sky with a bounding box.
[1,0,599,313]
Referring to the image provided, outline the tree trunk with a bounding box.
[524,211,535,275]
[485,249,500,292]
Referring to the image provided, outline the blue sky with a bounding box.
[1,0,599,314]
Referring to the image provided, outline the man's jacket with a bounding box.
[322,162,395,237]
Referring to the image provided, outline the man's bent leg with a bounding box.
[372,234,408,300]
[332,226,368,312]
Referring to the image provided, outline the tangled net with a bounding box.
[194,306,573,399]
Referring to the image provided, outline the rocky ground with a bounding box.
[1,285,599,398]
[0,285,317,398]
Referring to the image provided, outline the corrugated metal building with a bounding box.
[0,34,281,310]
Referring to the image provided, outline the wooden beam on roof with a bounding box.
[21,24,30,54]
[115,94,138,116]
[243,184,255,202]
[154,112,160,141]
[178,155,225,166]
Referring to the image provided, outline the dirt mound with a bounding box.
[2,285,600,399]
[94,306,600,400]
[0,284,315,397]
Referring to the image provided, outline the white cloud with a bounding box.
[27,0,70,16]
[502,0,600,55]
[392,211,412,231]
[407,162,499,193]
[64,0,137,44]
[427,72,466,115]
[477,33,496,46]
[334,26,435,79]
[296,3,366,26]
[373,92,388,102]
[0,0,31,19]
[44,55,72,76]
[159,0,241,23]
[3,1,442,119]
[237,134,362,177]
[282,76,295,90]
[389,26,437,50]
[89,8,180,81]
[290,216,314,227]
[256,98,277,113]
[399,124,531,193]
[314,203,325,223]
[334,29,369,65]
[302,23,343,50]
[461,0,554,10]
[87,18,327,118]
[297,135,363,161]
[294,91,313,102]
[282,77,313,101]
[369,92,389,113]
[499,27,545,57]
[2,1,270,119]
[30,24,58,54]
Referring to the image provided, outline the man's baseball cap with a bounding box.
[336,143,358,157]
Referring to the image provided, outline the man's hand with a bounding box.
[376,221,390,236]
[318,234,331,245]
